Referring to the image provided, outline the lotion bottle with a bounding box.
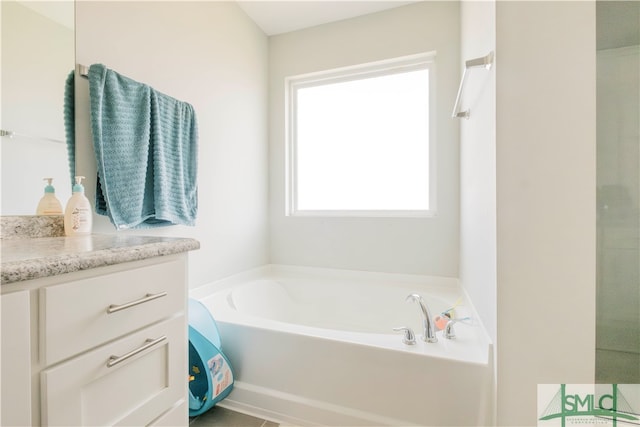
[64,176,92,236]
[36,178,63,215]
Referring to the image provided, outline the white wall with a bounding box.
[459,0,497,348]
[269,2,460,276]
[459,2,497,423]
[495,2,596,425]
[75,1,269,287]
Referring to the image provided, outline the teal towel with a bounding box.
[64,70,75,188]
[88,64,198,229]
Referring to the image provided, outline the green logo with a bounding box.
[539,384,639,426]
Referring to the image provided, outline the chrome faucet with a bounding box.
[406,293,438,343]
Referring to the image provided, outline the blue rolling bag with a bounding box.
[188,299,235,417]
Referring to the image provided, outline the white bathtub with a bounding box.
[191,265,494,426]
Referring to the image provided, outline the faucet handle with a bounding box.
[444,320,456,340]
[393,327,416,345]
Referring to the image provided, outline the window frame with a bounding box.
[285,52,437,218]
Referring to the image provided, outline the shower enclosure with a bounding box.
[596,1,640,383]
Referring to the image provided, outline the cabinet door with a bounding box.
[1,291,32,426]
[150,400,187,426]
[41,316,186,427]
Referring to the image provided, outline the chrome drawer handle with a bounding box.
[106,292,168,314]
[106,335,167,368]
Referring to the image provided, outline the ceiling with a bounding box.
[237,1,418,36]
[240,0,640,48]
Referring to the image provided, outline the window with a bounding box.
[286,52,436,217]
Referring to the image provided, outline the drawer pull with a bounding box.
[107,292,168,314]
[107,335,167,368]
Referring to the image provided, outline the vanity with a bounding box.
[1,216,199,426]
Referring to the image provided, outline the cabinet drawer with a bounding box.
[40,257,186,365]
[41,315,186,427]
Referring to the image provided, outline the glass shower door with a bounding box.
[596,16,640,383]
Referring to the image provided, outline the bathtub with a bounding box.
[191,265,494,426]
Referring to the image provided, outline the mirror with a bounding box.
[1,0,74,215]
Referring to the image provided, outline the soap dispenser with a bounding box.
[36,178,63,215]
[64,176,92,236]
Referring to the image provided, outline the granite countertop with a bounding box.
[1,234,200,285]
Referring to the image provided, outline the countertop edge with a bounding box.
[1,238,200,285]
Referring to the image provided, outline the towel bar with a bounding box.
[0,129,64,144]
[451,51,494,119]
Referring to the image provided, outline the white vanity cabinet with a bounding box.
[1,290,33,426]
[1,254,189,427]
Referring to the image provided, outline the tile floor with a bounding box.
[190,406,279,427]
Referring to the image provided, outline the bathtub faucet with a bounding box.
[405,293,438,343]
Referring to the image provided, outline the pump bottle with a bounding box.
[36,178,63,215]
[64,176,92,236]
